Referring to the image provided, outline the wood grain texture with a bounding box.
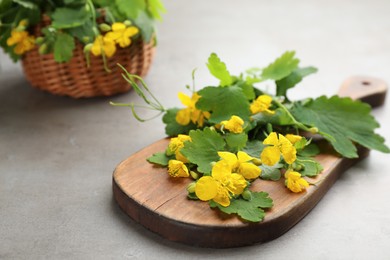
[113,76,387,248]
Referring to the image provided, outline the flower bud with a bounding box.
[186,182,196,193]
[83,43,93,53]
[190,171,199,180]
[82,36,90,43]
[309,127,319,134]
[242,190,252,201]
[35,37,44,45]
[123,20,132,27]
[294,163,304,171]
[38,43,48,54]
[99,23,111,32]
[252,158,262,166]
[266,123,273,134]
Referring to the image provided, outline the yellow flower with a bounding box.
[260,132,297,166]
[285,170,309,193]
[91,35,116,57]
[221,115,244,134]
[218,151,261,179]
[176,92,210,127]
[285,134,302,145]
[195,160,247,207]
[6,30,35,55]
[168,160,189,178]
[250,95,275,115]
[168,134,191,163]
[105,22,139,48]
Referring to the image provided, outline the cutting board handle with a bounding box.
[338,76,388,107]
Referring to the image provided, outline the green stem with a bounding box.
[274,99,311,132]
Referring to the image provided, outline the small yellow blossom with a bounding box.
[218,151,261,179]
[260,132,297,166]
[176,92,210,127]
[18,19,28,27]
[105,22,139,48]
[221,115,244,134]
[91,35,116,57]
[6,30,35,55]
[285,170,309,193]
[195,160,247,207]
[250,95,275,115]
[285,134,302,145]
[168,160,189,178]
[168,134,191,163]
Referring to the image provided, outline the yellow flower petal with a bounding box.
[195,176,218,201]
[221,115,244,134]
[124,26,139,38]
[91,35,116,57]
[263,132,278,146]
[111,22,126,32]
[285,134,302,145]
[178,92,192,107]
[250,95,275,114]
[285,171,309,193]
[211,160,231,181]
[213,185,231,207]
[227,173,247,195]
[239,162,261,179]
[168,160,189,178]
[261,146,281,166]
[217,151,238,170]
[175,108,191,125]
[279,134,297,164]
[237,151,253,163]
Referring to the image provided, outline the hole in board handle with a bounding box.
[361,81,371,86]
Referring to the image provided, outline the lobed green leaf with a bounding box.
[261,51,299,81]
[206,53,233,87]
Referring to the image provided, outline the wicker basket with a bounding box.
[21,16,155,98]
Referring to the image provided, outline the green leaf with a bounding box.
[242,140,264,158]
[225,133,248,152]
[134,11,155,42]
[197,86,250,124]
[206,53,233,87]
[180,128,226,174]
[210,192,273,222]
[65,19,95,43]
[51,7,90,29]
[260,164,283,181]
[12,0,37,9]
[147,152,171,166]
[251,107,295,126]
[235,80,256,100]
[162,108,197,137]
[291,96,390,158]
[261,51,300,81]
[147,0,166,21]
[115,0,145,19]
[53,32,75,62]
[297,156,323,177]
[276,66,317,97]
[298,143,320,157]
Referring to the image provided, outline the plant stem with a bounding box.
[273,99,311,132]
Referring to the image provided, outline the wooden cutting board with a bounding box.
[113,76,387,248]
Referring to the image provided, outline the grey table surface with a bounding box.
[1,0,390,259]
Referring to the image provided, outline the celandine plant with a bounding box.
[0,0,165,63]
[112,51,390,222]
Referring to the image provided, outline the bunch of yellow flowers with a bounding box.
[6,20,35,55]
[90,22,139,58]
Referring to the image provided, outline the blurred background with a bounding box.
[1,0,389,259]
